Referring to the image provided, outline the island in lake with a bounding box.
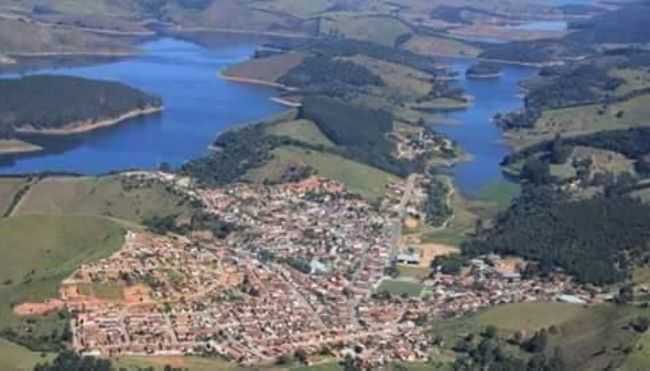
[0,75,162,155]
[466,62,503,79]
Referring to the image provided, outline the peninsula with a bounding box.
[0,75,162,153]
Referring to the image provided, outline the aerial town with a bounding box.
[21,175,595,368]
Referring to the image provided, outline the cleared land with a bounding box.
[251,0,334,17]
[342,55,434,98]
[13,175,193,224]
[508,93,650,148]
[376,278,424,297]
[477,302,589,333]
[265,119,335,147]
[476,180,521,211]
[404,35,481,58]
[320,14,411,46]
[0,215,124,353]
[611,68,650,96]
[246,145,400,201]
[222,52,306,85]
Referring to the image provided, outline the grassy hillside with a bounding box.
[246,145,400,201]
[265,119,335,148]
[0,215,124,350]
[0,177,29,216]
[0,18,133,55]
[0,339,54,371]
[14,175,194,224]
[222,52,306,84]
[511,93,650,148]
[320,14,412,47]
[477,302,589,333]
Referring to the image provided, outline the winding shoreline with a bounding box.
[15,105,164,136]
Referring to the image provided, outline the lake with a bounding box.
[0,38,283,174]
[0,38,535,197]
[435,58,536,196]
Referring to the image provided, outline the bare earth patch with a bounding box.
[13,299,65,316]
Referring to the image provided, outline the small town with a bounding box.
[22,176,594,368]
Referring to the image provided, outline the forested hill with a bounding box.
[0,75,161,137]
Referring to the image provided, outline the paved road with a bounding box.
[389,174,417,257]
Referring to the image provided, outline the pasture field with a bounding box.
[404,35,482,58]
[512,93,650,147]
[0,215,124,321]
[252,0,334,17]
[476,180,520,210]
[0,338,54,371]
[611,68,650,96]
[0,177,30,216]
[476,302,589,333]
[266,119,335,147]
[13,175,193,224]
[343,55,434,98]
[246,145,400,201]
[432,302,648,370]
[222,53,306,85]
[320,14,411,46]
[0,215,124,354]
[376,278,424,297]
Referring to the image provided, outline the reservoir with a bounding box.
[0,38,283,174]
[0,38,536,198]
[435,58,536,196]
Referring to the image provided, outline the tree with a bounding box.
[523,330,548,353]
[483,325,498,339]
[550,135,572,164]
[521,157,552,185]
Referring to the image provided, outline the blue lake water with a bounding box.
[0,38,283,174]
[435,58,536,196]
[0,38,536,196]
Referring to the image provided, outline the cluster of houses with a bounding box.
[56,176,595,367]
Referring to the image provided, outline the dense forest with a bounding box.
[462,186,650,285]
[278,56,384,88]
[183,95,421,185]
[0,75,161,135]
[299,96,418,176]
[423,176,452,227]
